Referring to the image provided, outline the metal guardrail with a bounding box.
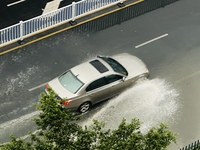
[0,0,122,47]
[180,140,200,150]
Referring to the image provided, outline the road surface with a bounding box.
[1,0,200,149]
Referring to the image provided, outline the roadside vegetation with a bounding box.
[0,89,176,150]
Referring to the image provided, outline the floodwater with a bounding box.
[0,78,180,144]
[80,78,180,133]
[0,65,39,124]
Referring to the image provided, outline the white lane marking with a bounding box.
[175,70,200,84]
[135,33,168,48]
[28,82,47,92]
[42,0,62,14]
[7,0,26,7]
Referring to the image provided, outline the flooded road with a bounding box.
[1,0,200,149]
[80,78,180,132]
[0,78,180,144]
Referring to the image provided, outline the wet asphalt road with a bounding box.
[1,0,200,149]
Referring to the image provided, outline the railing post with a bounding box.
[18,20,25,44]
[20,21,23,41]
[72,2,76,21]
[69,2,77,25]
[117,0,125,7]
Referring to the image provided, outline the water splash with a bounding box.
[0,111,40,143]
[0,66,38,97]
[0,61,5,73]
[80,78,179,132]
[0,111,40,130]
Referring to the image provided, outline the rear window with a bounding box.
[98,56,128,76]
[59,71,83,93]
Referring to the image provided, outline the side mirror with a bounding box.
[122,76,126,81]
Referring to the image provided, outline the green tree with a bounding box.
[0,89,177,150]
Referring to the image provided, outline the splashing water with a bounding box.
[0,78,179,143]
[80,78,179,133]
[0,66,38,98]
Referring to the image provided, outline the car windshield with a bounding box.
[98,56,128,76]
[59,71,83,93]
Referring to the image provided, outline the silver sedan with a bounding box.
[46,53,149,113]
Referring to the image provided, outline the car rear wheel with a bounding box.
[78,102,91,113]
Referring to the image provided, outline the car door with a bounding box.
[105,74,126,97]
[85,77,111,104]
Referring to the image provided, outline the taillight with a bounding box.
[62,100,71,106]
[46,84,49,89]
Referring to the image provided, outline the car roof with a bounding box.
[70,57,115,84]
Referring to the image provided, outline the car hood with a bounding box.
[112,53,149,77]
[48,78,75,99]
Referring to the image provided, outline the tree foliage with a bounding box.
[0,89,177,150]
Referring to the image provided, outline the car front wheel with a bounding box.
[78,102,91,113]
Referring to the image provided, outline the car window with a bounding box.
[86,77,106,92]
[98,56,128,76]
[106,74,123,84]
[59,71,83,93]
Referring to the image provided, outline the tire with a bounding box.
[78,102,91,113]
